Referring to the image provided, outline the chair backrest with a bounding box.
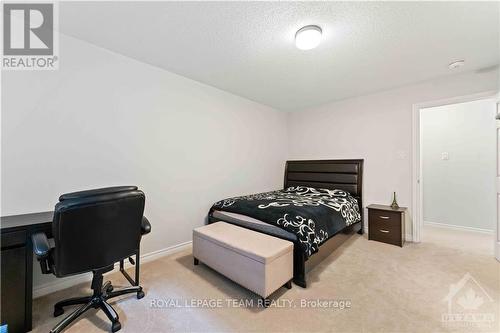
[52,186,145,277]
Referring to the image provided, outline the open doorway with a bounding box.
[416,97,497,254]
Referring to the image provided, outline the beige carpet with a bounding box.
[32,226,500,333]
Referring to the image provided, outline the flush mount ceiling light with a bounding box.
[295,25,322,50]
[448,60,465,69]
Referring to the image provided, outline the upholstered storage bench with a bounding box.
[193,222,293,301]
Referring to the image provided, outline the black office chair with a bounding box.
[31,186,151,333]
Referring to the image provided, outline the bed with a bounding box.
[208,159,364,288]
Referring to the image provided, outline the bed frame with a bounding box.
[208,159,364,288]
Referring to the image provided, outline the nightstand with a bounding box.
[367,204,407,247]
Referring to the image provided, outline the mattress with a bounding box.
[212,210,298,242]
[211,187,361,258]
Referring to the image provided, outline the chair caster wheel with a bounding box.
[111,321,121,332]
[53,307,64,317]
[137,290,145,299]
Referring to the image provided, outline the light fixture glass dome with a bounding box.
[295,25,322,50]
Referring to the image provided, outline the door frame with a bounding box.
[411,90,498,244]
[495,93,500,261]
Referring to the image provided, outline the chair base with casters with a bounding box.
[50,258,143,333]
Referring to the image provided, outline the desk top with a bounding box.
[1,211,53,232]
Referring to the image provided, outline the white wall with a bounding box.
[1,34,288,291]
[288,70,499,238]
[421,99,496,231]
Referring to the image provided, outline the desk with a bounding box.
[1,212,53,333]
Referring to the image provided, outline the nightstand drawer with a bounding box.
[369,221,401,246]
[369,218,401,234]
[368,209,401,224]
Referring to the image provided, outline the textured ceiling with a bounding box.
[59,1,499,111]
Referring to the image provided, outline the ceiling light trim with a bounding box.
[295,25,322,50]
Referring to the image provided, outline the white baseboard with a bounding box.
[364,227,413,242]
[33,241,192,299]
[424,221,494,234]
[139,241,192,264]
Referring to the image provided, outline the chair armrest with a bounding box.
[141,216,151,235]
[32,232,50,259]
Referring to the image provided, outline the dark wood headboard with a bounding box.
[284,159,364,198]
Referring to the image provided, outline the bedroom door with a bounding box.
[496,98,500,262]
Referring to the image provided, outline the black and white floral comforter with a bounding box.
[211,186,361,259]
